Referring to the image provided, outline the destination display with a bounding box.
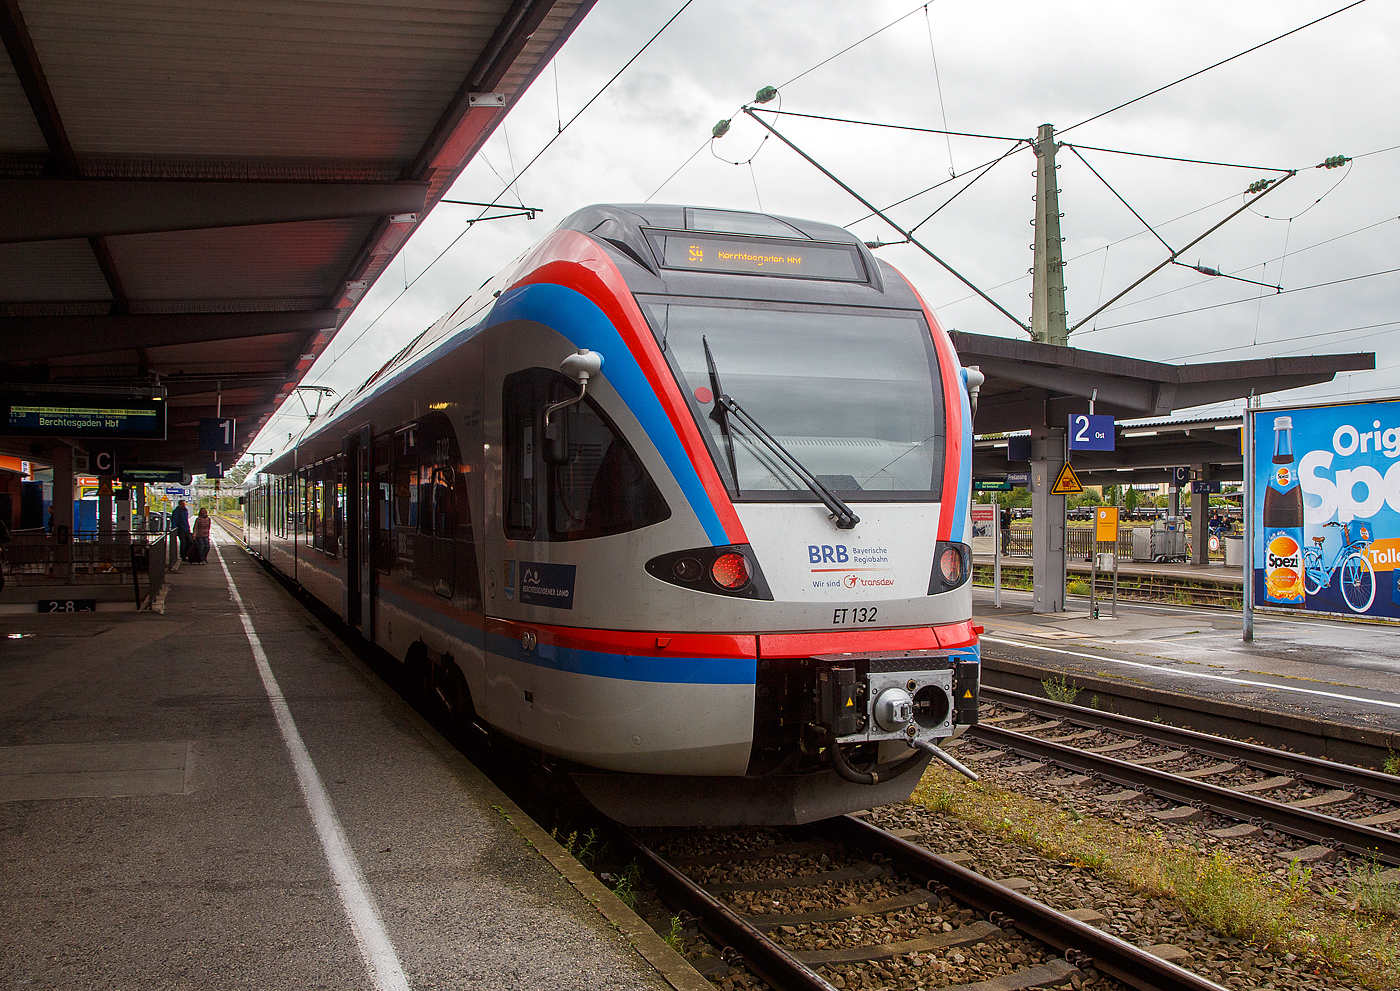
[1252,398,1400,620]
[650,231,867,282]
[1,393,166,439]
[120,464,186,484]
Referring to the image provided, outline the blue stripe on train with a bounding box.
[485,283,731,546]
[377,585,756,686]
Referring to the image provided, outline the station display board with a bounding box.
[0,393,166,439]
[1251,398,1400,619]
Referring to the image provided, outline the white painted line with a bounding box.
[982,634,1400,712]
[215,544,411,991]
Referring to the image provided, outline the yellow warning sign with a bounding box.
[963,690,973,698]
[1051,462,1084,495]
[845,697,854,707]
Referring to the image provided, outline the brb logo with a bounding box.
[809,545,849,564]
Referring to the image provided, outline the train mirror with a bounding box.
[542,349,604,465]
[543,417,568,466]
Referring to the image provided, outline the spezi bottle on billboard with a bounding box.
[1262,416,1305,605]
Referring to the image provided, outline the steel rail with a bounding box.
[624,833,837,991]
[625,822,1226,991]
[981,687,1400,802]
[828,816,1228,991]
[969,724,1400,864]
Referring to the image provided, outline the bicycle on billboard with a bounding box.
[1303,520,1374,613]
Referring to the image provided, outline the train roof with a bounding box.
[255,204,920,472]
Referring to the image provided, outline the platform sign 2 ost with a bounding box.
[1251,398,1400,618]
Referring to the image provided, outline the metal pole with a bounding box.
[993,492,1002,608]
[1031,124,1069,346]
[1090,532,1098,619]
[1112,530,1119,618]
[1242,404,1255,642]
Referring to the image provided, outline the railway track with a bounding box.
[626,816,1228,991]
[957,688,1400,865]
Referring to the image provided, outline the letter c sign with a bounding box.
[93,450,116,474]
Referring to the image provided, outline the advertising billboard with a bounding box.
[1252,398,1400,619]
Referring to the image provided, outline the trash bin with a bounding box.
[1225,536,1244,567]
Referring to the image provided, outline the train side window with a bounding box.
[374,433,393,573]
[503,371,536,539]
[503,367,669,541]
[394,425,419,529]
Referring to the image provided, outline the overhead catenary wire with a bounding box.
[298,0,697,389]
[1077,265,1400,336]
[1062,0,1370,133]
[924,2,955,174]
[1072,214,1400,318]
[741,106,1032,335]
[1067,172,1297,334]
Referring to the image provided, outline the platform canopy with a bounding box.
[954,330,1374,436]
[0,0,594,475]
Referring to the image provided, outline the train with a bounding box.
[243,203,982,826]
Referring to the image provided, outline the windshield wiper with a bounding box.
[703,336,741,495]
[701,338,860,530]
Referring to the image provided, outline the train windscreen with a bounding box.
[643,299,946,501]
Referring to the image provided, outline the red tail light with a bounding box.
[710,552,752,590]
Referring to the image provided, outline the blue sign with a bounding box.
[1251,399,1400,620]
[1007,471,1030,487]
[1068,414,1115,451]
[199,417,236,452]
[518,561,577,610]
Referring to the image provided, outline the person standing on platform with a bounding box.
[1000,506,1012,556]
[0,514,10,591]
[171,499,191,562]
[192,508,211,564]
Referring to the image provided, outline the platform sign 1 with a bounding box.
[199,417,236,452]
[205,462,225,480]
[1250,397,1400,621]
[1095,506,1119,542]
[1068,414,1115,451]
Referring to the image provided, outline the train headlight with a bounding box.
[710,552,752,590]
[672,557,703,581]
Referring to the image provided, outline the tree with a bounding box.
[1125,487,1139,516]
[227,459,254,485]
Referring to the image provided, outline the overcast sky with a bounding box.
[255,0,1399,450]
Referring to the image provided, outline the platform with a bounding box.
[0,534,684,991]
[972,585,1400,755]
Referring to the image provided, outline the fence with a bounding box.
[5,529,170,607]
[1000,526,1224,562]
